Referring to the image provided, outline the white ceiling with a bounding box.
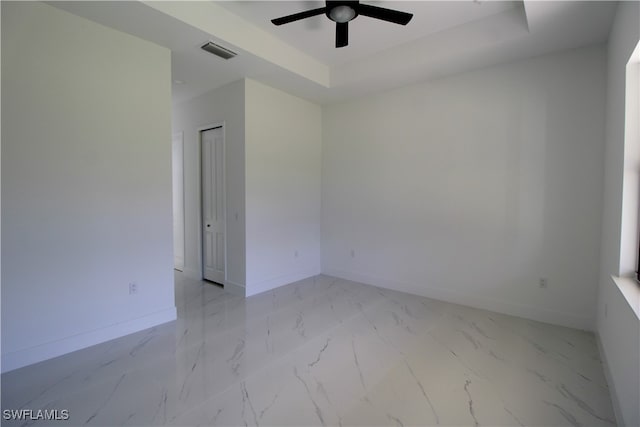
[51,1,617,105]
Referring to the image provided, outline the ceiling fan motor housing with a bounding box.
[326,1,359,23]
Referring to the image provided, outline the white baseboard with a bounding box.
[324,268,593,331]
[246,267,321,297]
[595,332,623,427]
[1,307,177,373]
[224,280,246,297]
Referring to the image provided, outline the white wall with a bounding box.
[322,45,606,330]
[597,2,640,426]
[172,80,246,291]
[244,79,322,296]
[172,132,185,271]
[1,2,176,372]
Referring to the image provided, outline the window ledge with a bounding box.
[611,276,640,320]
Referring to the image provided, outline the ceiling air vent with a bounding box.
[201,41,237,60]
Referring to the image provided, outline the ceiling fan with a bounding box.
[271,1,413,48]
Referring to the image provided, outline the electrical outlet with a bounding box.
[350,249,355,258]
[539,278,548,289]
[294,250,299,258]
[129,282,138,295]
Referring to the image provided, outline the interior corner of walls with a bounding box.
[182,267,201,281]
[1,307,177,373]
[246,268,321,297]
[597,276,640,427]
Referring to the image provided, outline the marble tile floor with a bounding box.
[2,273,615,427]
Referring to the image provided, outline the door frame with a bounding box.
[197,122,227,285]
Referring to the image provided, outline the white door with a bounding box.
[172,132,185,272]
[201,126,226,284]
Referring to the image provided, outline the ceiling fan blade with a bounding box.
[271,7,326,25]
[357,4,413,25]
[336,22,348,48]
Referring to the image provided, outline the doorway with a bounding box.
[200,125,226,284]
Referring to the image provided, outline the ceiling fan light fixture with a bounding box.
[329,5,356,23]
